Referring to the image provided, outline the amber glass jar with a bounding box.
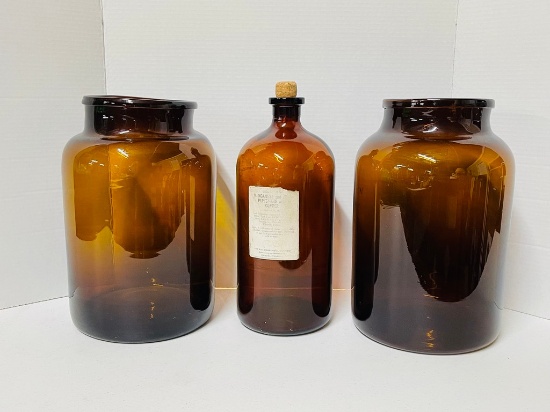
[63,96,215,343]
[352,98,514,354]
[236,82,334,335]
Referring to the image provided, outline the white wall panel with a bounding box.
[453,0,550,318]
[3,0,546,319]
[103,0,458,288]
[0,1,105,308]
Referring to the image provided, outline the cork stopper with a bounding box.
[275,81,297,98]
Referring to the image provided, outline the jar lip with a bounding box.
[82,95,198,109]
[383,98,494,108]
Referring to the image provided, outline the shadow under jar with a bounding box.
[62,96,215,343]
[352,98,514,354]
[236,94,334,335]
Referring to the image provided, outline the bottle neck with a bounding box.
[270,104,303,139]
[84,106,194,138]
[381,106,492,139]
[272,104,301,123]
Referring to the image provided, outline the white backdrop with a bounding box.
[102,0,458,290]
[2,0,549,320]
[454,0,550,319]
[0,0,105,309]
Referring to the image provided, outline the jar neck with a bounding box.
[381,106,492,139]
[84,106,194,137]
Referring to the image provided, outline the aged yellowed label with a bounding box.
[248,186,299,260]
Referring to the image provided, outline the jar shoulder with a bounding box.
[63,130,215,164]
[356,130,514,170]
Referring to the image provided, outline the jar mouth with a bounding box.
[383,98,494,108]
[82,95,197,109]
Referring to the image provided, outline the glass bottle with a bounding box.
[62,96,215,343]
[236,82,334,335]
[352,98,514,354]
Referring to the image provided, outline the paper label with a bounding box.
[249,186,299,260]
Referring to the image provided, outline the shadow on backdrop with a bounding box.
[215,158,237,289]
[332,199,352,290]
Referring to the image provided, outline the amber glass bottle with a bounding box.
[237,82,334,335]
[352,98,514,354]
[63,96,215,343]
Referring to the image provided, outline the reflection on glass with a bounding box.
[63,96,215,343]
[353,99,514,354]
[237,97,334,335]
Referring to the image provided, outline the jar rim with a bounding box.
[383,98,494,108]
[82,95,198,109]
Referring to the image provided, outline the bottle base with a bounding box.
[238,295,330,336]
[70,286,213,343]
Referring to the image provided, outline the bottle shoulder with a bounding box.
[238,124,334,161]
[236,124,335,186]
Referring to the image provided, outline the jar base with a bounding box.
[353,321,499,355]
[70,286,213,343]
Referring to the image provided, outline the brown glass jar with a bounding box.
[236,83,334,335]
[63,96,215,343]
[352,98,514,354]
